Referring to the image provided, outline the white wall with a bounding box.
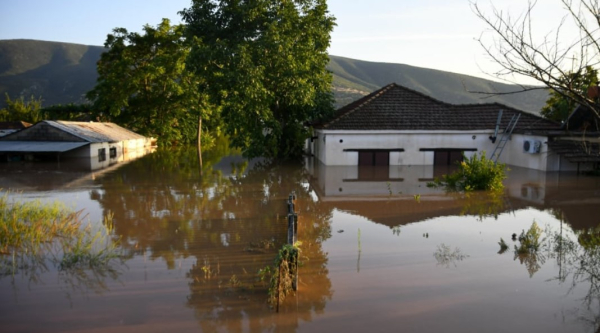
[314,130,557,171]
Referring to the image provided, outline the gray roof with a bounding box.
[48,121,147,142]
[316,83,560,133]
[0,141,89,153]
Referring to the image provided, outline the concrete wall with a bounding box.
[313,130,554,171]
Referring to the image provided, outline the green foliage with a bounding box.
[0,94,43,123]
[460,191,506,220]
[181,0,336,158]
[87,19,213,146]
[541,66,598,122]
[41,103,97,121]
[427,152,506,192]
[515,221,543,255]
[0,194,122,274]
[498,238,509,253]
[267,242,301,307]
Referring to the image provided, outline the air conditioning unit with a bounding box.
[523,140,542,154]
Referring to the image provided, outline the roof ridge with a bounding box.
[44,120,93,142]
[323,83,396,128]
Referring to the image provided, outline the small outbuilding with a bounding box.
[310,83,597,172]
[0,120,154,170]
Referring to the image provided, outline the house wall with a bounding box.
[314,130,553,171]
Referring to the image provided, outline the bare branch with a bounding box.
[471,0,600,119]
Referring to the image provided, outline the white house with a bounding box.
[310,83,599,172]
[0,120,154,170]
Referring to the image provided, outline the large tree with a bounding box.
[472,0,600,119]
[180,0,336,158]
[87,19,212,146]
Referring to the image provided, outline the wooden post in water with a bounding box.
[287,191,298,291]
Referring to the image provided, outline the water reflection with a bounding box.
[3,150,600,332]
[86,147,334,331]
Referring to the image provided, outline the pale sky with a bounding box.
[0,0,577,85]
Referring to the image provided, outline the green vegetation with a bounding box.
[498,238,509,253]
[0,94,43,123]
[515,221,543,255]
[0,194,122,275]
[0,39,103,109]
[181,0,336,158]
[87,19,211,146]
[0,93,97,122]
[263,242,301,309]
[541,66,598,123]
[428,152,507,192]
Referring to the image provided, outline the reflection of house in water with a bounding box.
[306,160,600,231]
[0,120,154,170]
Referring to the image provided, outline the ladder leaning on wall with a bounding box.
[489,110,521,164]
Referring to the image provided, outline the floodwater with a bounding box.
[1,147,600,332]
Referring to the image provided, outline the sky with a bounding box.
[0,0,577,85]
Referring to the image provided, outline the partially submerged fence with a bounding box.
[287,191,298,245]
[274,191,299,312]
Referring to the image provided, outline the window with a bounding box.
[359,151,390,166]
[109,147,117,159]
[434,150,464,166]
[98,148,106,162]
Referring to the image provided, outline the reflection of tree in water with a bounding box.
[543,212,600,332]
[90,144,333,331]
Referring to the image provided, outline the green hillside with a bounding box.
[0,39,548,113]
[0,39,104,107]
[328,55,549,112]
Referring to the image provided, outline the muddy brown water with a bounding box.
[1,149,600,332]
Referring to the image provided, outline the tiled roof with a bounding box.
[548,140,600,163]
[316,83,560,132]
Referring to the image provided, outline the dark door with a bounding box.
[434,150,463,166]
[358,151,389,180]
[359,151,389,166]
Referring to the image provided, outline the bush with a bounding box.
[427,152,507,192]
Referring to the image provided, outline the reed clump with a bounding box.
[0,193,122,274]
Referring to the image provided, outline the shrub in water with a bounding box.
[427,152,507,192]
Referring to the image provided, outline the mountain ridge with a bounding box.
[0,39,549,113]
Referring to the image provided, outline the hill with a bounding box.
[328,55,548,112]
[0,39,548,113]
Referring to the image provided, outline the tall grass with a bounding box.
[0,193,122,275]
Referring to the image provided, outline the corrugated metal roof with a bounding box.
[46,121,147,143]
[0,141,89,152]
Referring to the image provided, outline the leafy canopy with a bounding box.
[0,94,43,123]
[541,66,598,123]
[181,0,336,158]
[87,19,212,146]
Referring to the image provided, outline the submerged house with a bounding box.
[0,121,32,137]
[0,120,154,170]
[310,83,598,172]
